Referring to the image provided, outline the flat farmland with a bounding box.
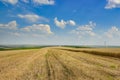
[0,47,120,80]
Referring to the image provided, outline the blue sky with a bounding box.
[0,0,120,45]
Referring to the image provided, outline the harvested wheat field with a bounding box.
[0,47,120,80]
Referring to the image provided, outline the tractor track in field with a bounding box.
[51,48,120,80]
[51,49,94,80]
[45,52,55,80]
[52,53,76,79]
[0,47,120,80]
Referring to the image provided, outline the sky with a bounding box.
[0,0,120,46]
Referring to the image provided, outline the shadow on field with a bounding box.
[58,48,120,59]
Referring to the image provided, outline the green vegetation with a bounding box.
[110,65,116,69]
[0,46,47,51]
[63,45,91,48]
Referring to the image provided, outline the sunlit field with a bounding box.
[0,47,120,80]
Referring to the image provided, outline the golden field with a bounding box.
[0,47,120,80]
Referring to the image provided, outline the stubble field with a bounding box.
[0,47,120,80]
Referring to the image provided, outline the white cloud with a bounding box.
[86,31,96,36]
[33,0,54,5]
[105,0,120,9]
[10,32,21,36]
[67,20,76,26]
[21,24,53,34]
[54,17,67,29]
[0,0,55,10]
[71,21,96,37]
[0,21,17,30]
[77,21,96,31]
[18,14,48,22]
[105,26,120,38]
[13,32,20,36]
[1,0,18,5]
[1,0,55,5]
[54,17,76,29]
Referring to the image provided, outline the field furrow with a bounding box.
[0,47,120,80]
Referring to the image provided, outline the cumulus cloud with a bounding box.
[21,24,53,34]
[33,0,54,5]
[71,21,96,37]
[54,17,76,29]
[1,0,18,5]
[0,21,17,30]
[67,20,76,26]
[105,26,120,38]
[1,0,55,5]
[54,17,67,29]
[18,14,48,22]
[77,21,96,31]
[105,0,120,9]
